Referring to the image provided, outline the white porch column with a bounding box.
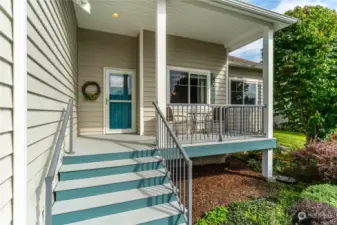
[262,26,274,179]
[156,0,167,114]
[13,0,28,224]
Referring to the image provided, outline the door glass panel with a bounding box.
[170,70,188,103]
[190,74,207,104]
[108,72,132,130]
[109,74,132,101]
[109,102,132,129]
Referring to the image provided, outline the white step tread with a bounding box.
[67,201,183,225]
[55,169,167,191]
[53,184,174,215]
[59,156,162,172]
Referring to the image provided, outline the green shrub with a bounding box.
[195,206,228,225]
[300,184,337,208]
[276,188,302,209]
[247,158,261,172]
[226,200,291,225]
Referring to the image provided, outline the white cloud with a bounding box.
[273,0,327,14]
[230,0,336,62]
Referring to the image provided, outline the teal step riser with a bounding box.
[60,162,163,181]
[140,214,185,225]
[63,150,157,165]
[56,176,169,201]
[52,193,176,225]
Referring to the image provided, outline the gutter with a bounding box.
[211,0,298,25]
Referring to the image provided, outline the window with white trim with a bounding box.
[230,79,259,105]
[168,68,210,104]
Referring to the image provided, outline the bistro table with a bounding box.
[188,111,211,135]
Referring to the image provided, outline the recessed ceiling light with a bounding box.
[112,13,119,18]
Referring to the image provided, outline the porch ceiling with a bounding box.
[74,0,296,51]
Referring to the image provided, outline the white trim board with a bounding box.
[166,66,211,104]
[103,68,136,134]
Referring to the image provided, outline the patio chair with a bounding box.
[204,107,227,137]
[166,107,188,137]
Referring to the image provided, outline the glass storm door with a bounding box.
[105,69,134,133]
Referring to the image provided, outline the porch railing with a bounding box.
[153,102,193,225]
[167,104,266,144]
[45,99,74,225]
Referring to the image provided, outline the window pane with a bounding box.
[190,74,207,104]
[244,82,257,105]
[109,74,132,100]
[231,81,243,104]
[170,70,188,103]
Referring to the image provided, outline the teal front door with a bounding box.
[105,69,135,133]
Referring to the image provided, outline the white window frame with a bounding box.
[167,66,211,104]
[229,77,260,105]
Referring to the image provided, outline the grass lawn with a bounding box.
[274,130,306,150]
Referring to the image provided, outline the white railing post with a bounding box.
[45,177,53,225]
[69,102,74,154]
[262,26,274,179]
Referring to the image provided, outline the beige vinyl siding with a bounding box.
[78,29,138,135]
[143,30,227,135]
[27,1,78,224]
[229,66,263,80]
[0,0,13,224]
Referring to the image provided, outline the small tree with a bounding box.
[274,6,337,142]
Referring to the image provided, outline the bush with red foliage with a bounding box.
[290,200,337,225]
[290,140,337,182]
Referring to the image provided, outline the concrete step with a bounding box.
[55,169,168,200]
[59,156,163,181]
[52,184,177,225]
[65,201,185,225]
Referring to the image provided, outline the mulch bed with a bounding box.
[192,157,278,223]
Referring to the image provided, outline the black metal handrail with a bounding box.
[45,99,74,225]
[153,102,192,225]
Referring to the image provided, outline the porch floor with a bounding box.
[70,134,274,158]
[72,134,156,156]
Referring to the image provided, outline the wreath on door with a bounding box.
[82,81,101,101]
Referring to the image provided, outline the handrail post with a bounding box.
[45,177,53,225]
[262,104,266,136]
[69,100,74,154]
[188,160,193,225]
[219,107,223,142]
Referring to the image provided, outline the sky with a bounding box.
[230,0,337,62]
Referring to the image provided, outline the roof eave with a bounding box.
[229,62,263,70]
